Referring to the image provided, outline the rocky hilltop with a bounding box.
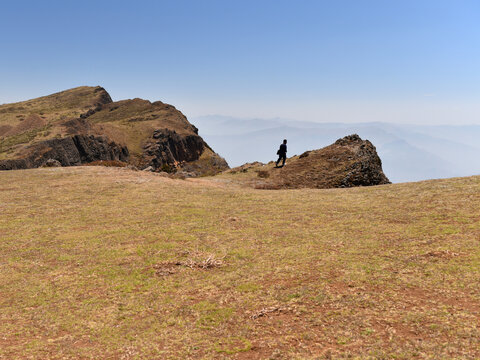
[0,86,228,174]
[226,134,390,189]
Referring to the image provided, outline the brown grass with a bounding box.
[0,86,109,158]
[82,160,129,168]
[0,167,479,359]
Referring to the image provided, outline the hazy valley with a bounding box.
[192,115,480,183]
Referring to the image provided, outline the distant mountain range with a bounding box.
[191,115,480,183]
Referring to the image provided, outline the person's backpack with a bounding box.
[276,149,280,155]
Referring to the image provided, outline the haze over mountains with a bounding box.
[192,115,480,183]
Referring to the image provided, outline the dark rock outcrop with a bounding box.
[71,135,129,163]
[142,129,205,171]
[93,86,113,106]
[0,135,129,170]
[335,134,391,187]
[0,159,29,171]
[43,159,62,167]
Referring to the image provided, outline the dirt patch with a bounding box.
[153,253,225,276]
[407,249,464,262]
[422,250,462,258]
[82,160,128,168]
[256,170,270,178]
[0,124,13,137]
[250,306,292,319]
[8,114,46,136]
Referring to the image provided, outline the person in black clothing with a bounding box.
[275,139,287,167]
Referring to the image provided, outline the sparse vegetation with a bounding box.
[0,87,109,158]
[82,160,129,168]
[0,167,479,358]
[0,124,51,153]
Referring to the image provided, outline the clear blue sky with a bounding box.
[1,0,479,124]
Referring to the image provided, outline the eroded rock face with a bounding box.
[335,134,391,187]
[42,159,62,167]
[142,129,205,170]
[71,135,129,163]
[0,135,129,170]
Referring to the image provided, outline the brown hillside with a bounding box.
[0,86,228,174]
[224,134,390,189]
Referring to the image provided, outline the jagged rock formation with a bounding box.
[331,134,391,187]
[227,134,390,189]
[0,86,228,174]
[42,159,62,167]
[142,129,205,170]
[0,135,128,170]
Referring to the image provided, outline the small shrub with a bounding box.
[215,337,252,354]
[160,163,174,173]
[299,151,311,158]
[256,170,270,178]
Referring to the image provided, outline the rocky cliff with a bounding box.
[0,135,129,170]
[0,86,228,174]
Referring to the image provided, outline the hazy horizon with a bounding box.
[191,115,480,183]
[3,88,480,127]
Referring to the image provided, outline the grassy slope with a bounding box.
[0,167,479,359]
[0,87,107,159]
[0,86,105,127]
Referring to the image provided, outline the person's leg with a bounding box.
[281,155,286,166]
[275,156,281,167]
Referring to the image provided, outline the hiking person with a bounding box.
[275,139,287,167]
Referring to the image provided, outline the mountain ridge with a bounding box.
[0,86,228,174]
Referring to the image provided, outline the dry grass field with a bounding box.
[0,167,479,359]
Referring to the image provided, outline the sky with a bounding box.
[1,0,479,124]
